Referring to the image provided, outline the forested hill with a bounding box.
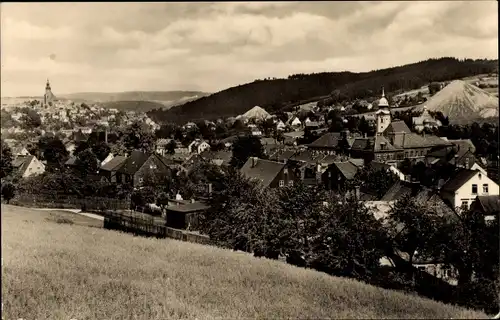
[147,58,498,124]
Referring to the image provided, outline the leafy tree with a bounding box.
[274,183,328,265]
[74,141,91,157]
[355,167,399,198]
[92,142,111,162]
[357,117,371,136]
[122,121,155,154]
[75,148,99,178]
[199,169,281,255]
[1,182,16,203]
[38,137,69,171]
[156,123,177,139]
[20,110,42,129]
[308,198,387,281]
[166,140,176,154]
[1,140,13,179]
[428,82,442,95]
[385,194,445,265]
[230,136,265,169]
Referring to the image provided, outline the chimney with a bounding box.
[191,198,195,204]
[364,133,367,138]
[105,129,108,144]
[354,186,360,201]
[208,183,212,195]
[252,157,258,167]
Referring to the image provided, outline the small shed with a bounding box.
[166,201,210,230]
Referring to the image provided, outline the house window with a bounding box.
[471,184,478,194]
[478,173,482,179]
[150,164,157,170]
[289,180,294,186]
[461,200,468,208]
[284,168,288,175]
[483,184,489,194]
[279,180,284,187]
[139,177,144,184]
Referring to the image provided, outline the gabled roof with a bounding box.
[260,137,277,145]
[117,150,150,175]
[200,150,232,163]
[240,158,285,188]
[373,135,397,152]
[305,121,320,127]
[441,169,480,193]
[283,131,305,139]
[473,195,500,214]
[381,180,418,201]
[384,121,411,134]
[271,150,296,162]
[166,201,210,213]
[394,133,432,149]
[332,161,359,180]
[369,161,393,172]
[448,139,476,153]
[12,155,34,175]
[289,150,321,164]
[65,156,78,166]
[156,138,172,146]
[308,132,341,149]
[100,155,127,171]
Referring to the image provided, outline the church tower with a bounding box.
[375,87,391,134]
[44,79,55,106]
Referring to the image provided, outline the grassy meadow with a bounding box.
[1,204,488,319]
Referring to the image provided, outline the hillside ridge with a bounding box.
[147,57,497,124]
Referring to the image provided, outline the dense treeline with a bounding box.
[148,58,497,124]
[198,170,499,315]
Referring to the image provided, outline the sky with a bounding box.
[1,1,498,97]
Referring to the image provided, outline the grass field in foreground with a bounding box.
[1,204,488,320]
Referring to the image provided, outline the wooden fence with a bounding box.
[103,211,211,245]
[9,193,130,212]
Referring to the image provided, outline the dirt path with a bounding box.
[32,208,104,221]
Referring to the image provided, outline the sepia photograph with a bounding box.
[1,1,499,319]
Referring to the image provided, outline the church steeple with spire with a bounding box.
[44,79,55,106]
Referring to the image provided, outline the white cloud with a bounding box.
[0,2,497,97]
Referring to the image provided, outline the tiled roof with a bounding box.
[441,169,479,193]
[332,161,359,180]
[289,150,322,164]
[200,150,232,163]
[100,155,127,171]
[474,195,500,214]
[260,137,277,145]
[12,155,34,175]
[240,158,285,188]
[166,201,210,213]
[65,156,78,166]
[308,132,341,148]
[156,138,172,146]
[373,135,397,152]
[271,150,296,162]
[384,121,411,134]
[381,180,418,201]
[369,161,392,172]
[283,131,305,139]
[449,139,476,155]
[117,150,150,175]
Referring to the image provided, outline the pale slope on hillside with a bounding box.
[420,80,499,119]
[240,106,272,120]
[1,204,487,320]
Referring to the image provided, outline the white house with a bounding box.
[188,139,211,154]
[440,169,499,211]
[288,117,302,127]
[276,120,286,131]
[12,155,45,178]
